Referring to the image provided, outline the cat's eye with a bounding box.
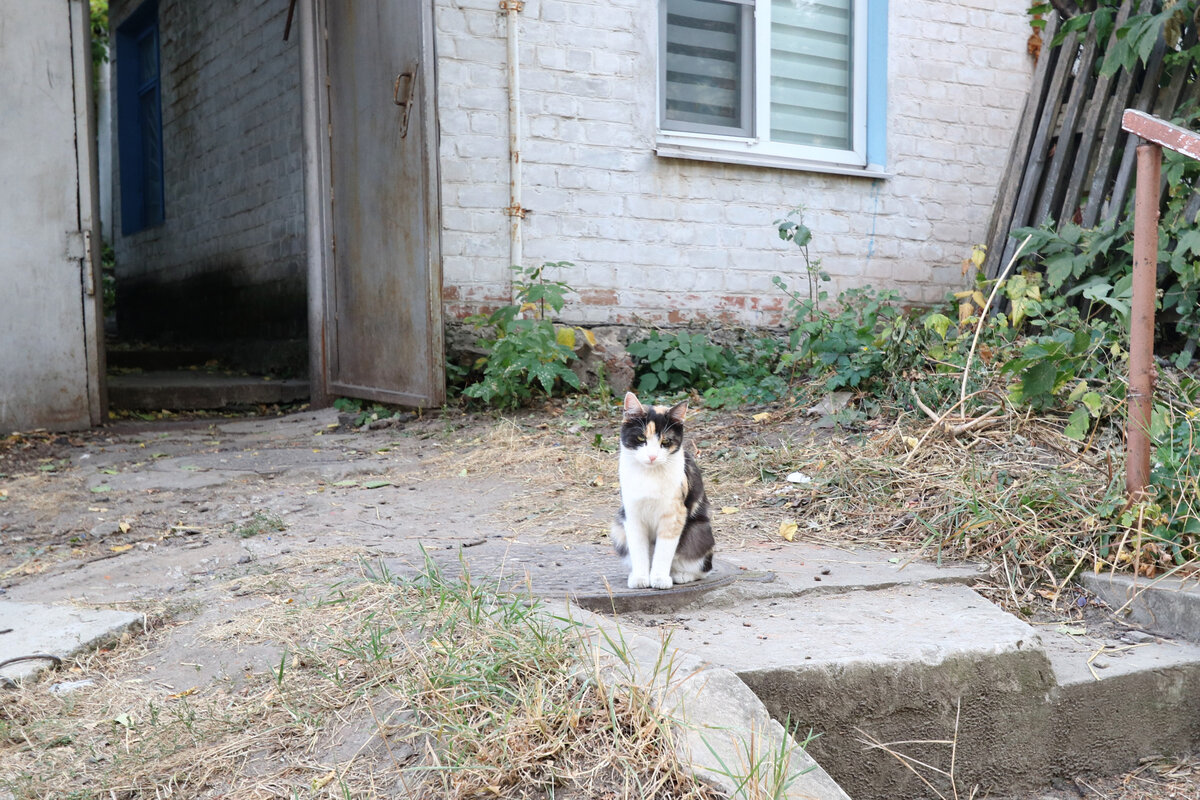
[633,435,645,444]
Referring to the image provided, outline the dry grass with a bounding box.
[0,555,731,800]
[431,390,1199,609]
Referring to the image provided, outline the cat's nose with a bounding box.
[647,454,657,463]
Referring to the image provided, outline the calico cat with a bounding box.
[611,391,714,590]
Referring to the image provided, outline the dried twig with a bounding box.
[961,233,1032,408]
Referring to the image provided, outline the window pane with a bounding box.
[137,27,158,85]
[139,88,164,224]
[771,0,852,149]
[664,0,747,130]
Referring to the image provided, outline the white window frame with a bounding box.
[657,0,870,171]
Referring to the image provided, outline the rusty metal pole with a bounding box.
[1126,141,1161,501]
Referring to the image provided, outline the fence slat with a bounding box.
[1055,0,1137,225]
[984,15,1062,278]
[1034,15,1104,228]
[1105,37,1168,223]
[994,30,1080,276]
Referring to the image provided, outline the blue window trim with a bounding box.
[865,0,888,170]
[116,0,164,235]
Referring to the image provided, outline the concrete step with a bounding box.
[1080,571,1200,642]
[105,348,218,371]
[410,542,1200,799]
[107,370,308,410]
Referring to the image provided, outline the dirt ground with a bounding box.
[1,402,1196,799]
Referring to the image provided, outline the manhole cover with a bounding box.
[390,540,773,614]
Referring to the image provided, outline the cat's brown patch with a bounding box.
[645,420,656,437]
[658,497,687,541]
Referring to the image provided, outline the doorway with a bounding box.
[102,0,443,413]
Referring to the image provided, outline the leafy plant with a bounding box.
[702,337,789,409]
[776,281,926,400]
[462,262,584,409]
[774,207,830,322]
[333,397,404,427]
[627,330,729,394]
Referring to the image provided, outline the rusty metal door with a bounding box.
[0,0,105,431]
[312,1,443,408]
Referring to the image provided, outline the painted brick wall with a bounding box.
[109,0,305,346]
[435,0,1034,326]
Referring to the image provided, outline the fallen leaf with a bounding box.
[331,480,359,487]
[112,713,134,728]
[118,522,131,534]
[720,506,739,515]
[362,481,392,489]
[1057,625,1087,636]
[785,472,812,484]
[312,770,337,791]
[109,544,133,553]
[166,687,197,700]
[903,436,920,450]
[90,485,112,493]
[752,412,771,423]
[779,520,798,542]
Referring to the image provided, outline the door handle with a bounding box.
[393,68,417,138]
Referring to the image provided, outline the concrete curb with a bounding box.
[1080,571,1200,642]
[545,601,852,800]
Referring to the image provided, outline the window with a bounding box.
[658,0,887,173]
[116,0,164,234]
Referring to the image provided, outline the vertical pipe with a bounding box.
[505,1,522,278]
[299,0,330,407]
[1127,142,1161,500]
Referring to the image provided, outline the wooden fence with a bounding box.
[984,0,1200,278]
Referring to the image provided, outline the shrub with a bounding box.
[462,262,584,409]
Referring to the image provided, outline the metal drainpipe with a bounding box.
[503,0,525,287]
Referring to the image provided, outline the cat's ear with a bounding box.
[623,392,645,417]
[667,400,688,424]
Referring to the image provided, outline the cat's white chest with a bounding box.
[618,448,685,528]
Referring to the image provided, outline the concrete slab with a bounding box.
[549,602,852,800]
[634,583,1043,671]
[0,601,142,685]
[618,577,1200,800]
[1080,571,1200,642]
[722,543,986,600]
[107,370,308,410]
[399,540,985,616]
[391,540,776,614]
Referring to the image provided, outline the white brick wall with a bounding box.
[110,0,305,341]
[436,0,1034,325]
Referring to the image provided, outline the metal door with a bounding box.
[0,0,105,431]
[304,0,444,408]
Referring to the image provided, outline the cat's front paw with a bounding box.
[627,573,651,589]
[671,570,700,584]
[650,574,674,590]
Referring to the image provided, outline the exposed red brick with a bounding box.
[580,289,619,306]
